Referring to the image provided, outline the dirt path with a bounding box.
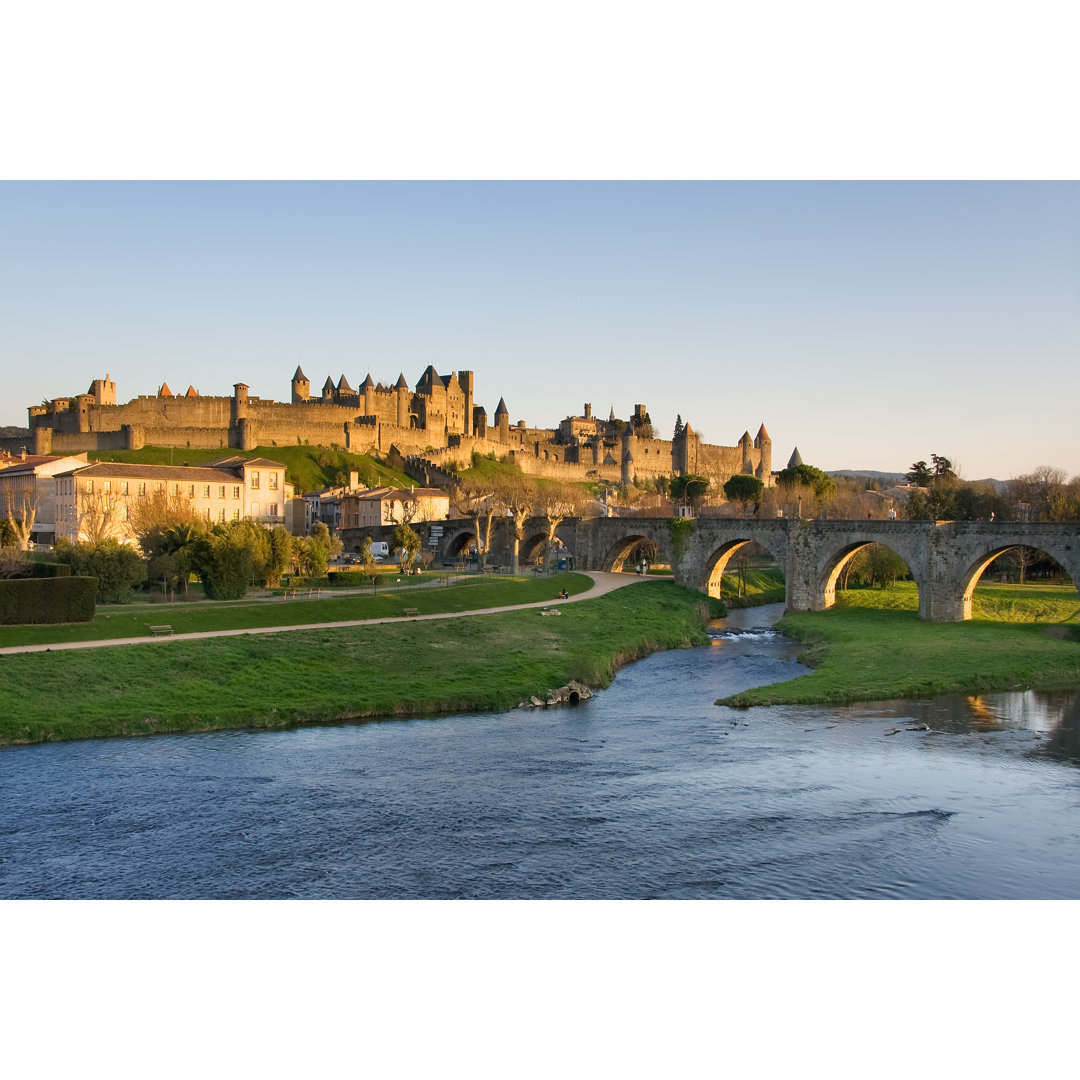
[0,572,659,656]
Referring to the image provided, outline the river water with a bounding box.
[2,603,1079,899]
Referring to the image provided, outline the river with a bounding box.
[2,603,1079,899]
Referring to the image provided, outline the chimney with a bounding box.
[20,446,27,460]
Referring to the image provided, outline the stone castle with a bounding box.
[13,368,774,491]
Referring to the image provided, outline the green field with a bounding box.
[719,564,786,607]
[0,573,594,649]
[721,581,1080,707]
[0,580,719,745]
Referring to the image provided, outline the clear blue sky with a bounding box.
[2,181,1077,480]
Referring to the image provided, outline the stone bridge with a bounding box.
[558,517,1080,622]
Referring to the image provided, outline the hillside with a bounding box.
[87,445,415,493]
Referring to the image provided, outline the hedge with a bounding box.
[0,576,97,624]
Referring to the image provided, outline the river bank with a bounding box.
[0,581,721,745]
[721,582,1080,707]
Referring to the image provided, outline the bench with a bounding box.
[149,625,173,636]
[540,609,561,617]
[403,607,420,617]
[285,588,322,599]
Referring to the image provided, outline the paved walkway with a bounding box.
[0,572,658,656]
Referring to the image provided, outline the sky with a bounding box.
[2,180,1077,480]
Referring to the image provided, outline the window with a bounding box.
[204,508,211,521]
[138,482,146,496]
[251,471,260,490]
[123,505,130,521]
[86,480,94,493]
[156,482,164,493]
[233,509,240,521]
[188,484,195,498]
[173,483,181,496]
[269,473,278,490]
[219,485,226,499]
[218,508,225,522]
[104,480,111,493]
[204,485,211,498]
[121,482,129,495]
[233,486,240,499]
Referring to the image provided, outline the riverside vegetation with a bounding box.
[0,577,721,746]
[721,580,1080,707]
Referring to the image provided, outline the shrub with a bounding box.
[0,576,97,624]
[53,538,147,603]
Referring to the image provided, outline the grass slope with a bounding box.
[88,445,414,493]
[0,582,719,745]
[721,581,1080,707]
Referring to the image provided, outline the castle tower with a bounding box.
[739,430,754,474]
[787,447,804,469]
[88,374,116,406]
[620,424,636,486]
[458,370,474,437]
[473,405,487,439]
[321,377,335,404]
[291,365,310,404]
[361,373,375,416]
[494,396,510,442]
[754,422,772,479]
[395,373,410,427]
[231,383,249,428]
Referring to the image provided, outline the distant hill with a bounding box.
[830,469,1007,493]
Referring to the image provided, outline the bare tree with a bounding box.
[494,474,538,574]
[536,482,590,563]
[3,481,38,550]
[77,491,129,545]
[128,489,200,553]
[451,479,497,569]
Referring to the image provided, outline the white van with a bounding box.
[370,542,389,558]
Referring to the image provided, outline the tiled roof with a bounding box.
[63,462,245,483]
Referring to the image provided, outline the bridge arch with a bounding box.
[953,541,1079,621]
[599,529,671,574]
[815,537,926,614]
[702,535,788,600]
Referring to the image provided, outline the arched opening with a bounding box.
[704,540,785,604]
[963,546,1078,623]
[821,542,920,612]
[601,533,665,574]
[444,530,478,569]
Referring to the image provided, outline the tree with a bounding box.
[670,473,710,510]
[905,461,932,487]
[265,525,293,588]
[931,454,956,480]
[53,538,147,603]
[3,479,40,550]
[777,463,836,500]
[161,521,206,596]
[673,415,684,438]
[76,491,127,545]
[494,474,538,573]
[392,524,422,571]
[535,482,590,563]
[451,479,497,569]
[128,489,200,555]
[723,474,763,513]
[193,522,264,600]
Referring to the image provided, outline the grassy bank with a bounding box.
[720,564,786,608]
[0,582,719,745]
[0,573,594,649]
[721,581,1080,707]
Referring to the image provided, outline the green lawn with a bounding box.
[0,581,719,745]
[721,580,1080,707]
[0,573,594,648]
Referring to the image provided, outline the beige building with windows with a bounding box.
[340,486,450,530]
[54,456,294,545]
[0,450,91,547]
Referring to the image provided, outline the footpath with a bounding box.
[0,572,654,656]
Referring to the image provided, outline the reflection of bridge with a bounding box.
[544,518,1080,622]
